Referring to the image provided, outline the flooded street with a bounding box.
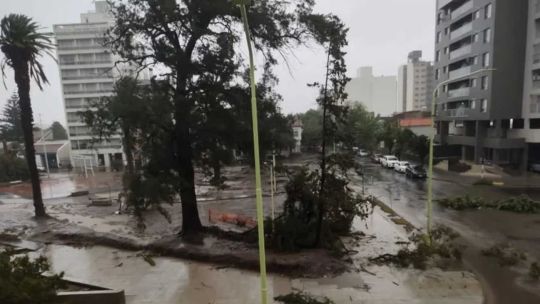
[35,207,481,304]
[356,158,540,304]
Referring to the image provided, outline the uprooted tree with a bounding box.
[106,0,354,234]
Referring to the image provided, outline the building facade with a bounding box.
[346,67,397,116]
[398,51,434,113]
[434,0,529,169]
[54,2,125,168]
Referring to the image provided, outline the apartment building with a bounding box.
[397,51,435,112]
[346,67,397,116]
[54,2,125,168]
[434,0,529,169]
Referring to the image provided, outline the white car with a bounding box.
[358,149,369,157]
[381,155,399,168]
[394,161,410,173]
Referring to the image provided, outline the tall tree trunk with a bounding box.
[13,59,46,217]
[121,125,135,197]
[174,85,202,234]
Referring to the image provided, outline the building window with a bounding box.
[472,33,479,43]
[435,69,440,80]
[435,50,440,62]
[481,76,489,90]
[483,28,491,43]
[482,52,490,67]
[436,31,442,43]
[531,95,540,113]
[481,99,488,112]
[474,10,481,20]
[443,84,448,92]
[472,56,479,65]
[444,47,449,54]
[445,27,450,35]
[485,4,493,19]
[443,66,448,74]
[471,100,476,109]
[471,78,478,87]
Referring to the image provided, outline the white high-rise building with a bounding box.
[346,67,397,116]
[397,50,434,112]
[54,1,130,168]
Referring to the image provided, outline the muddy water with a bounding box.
[358,160,540,304]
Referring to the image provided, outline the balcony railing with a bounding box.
[64,89,113,94]
[57,44,104,50]
[450,23,473,40]
[60,60,111,66]
[449,45,472,60]
[451,1,473,19]
[62,74,113,80]
[447,87,470,98]
[449,66,472,79]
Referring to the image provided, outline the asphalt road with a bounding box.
[353,157,540,304]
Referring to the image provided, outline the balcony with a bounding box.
[62,74,113,80]
[451,1,473,19]
[534,80,540,89]
[449,45,472,60]
[438,0,454,10]
[534,53,540,65]
[60,60,111,66]
[450,23,473,40]
[447,87,470,98]
[449,66,472,79]
[447,135,476,146]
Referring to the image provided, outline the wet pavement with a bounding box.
[35,208,482,304]
[355,157,540,304]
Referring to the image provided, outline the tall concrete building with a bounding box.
[434,0,530,169]
[397,51,435,112]
[54,2,133,168]
[346,67,397,116]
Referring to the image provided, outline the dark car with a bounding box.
[406,165,427,179]
[371,154,382,163]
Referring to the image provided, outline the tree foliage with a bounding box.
[299,109,322,151]
[0,93,23,142]
[106,0,349,233]
[0,153,28,182]
[0,249,65,304]
[0,14,54,217]
[48,121,67,140]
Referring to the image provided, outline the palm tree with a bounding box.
[0,14,54,217]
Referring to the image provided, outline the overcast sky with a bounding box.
[0,0,435,127]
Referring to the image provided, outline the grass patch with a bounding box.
[275,292,334,304]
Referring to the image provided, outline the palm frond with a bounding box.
[0,14,55,90]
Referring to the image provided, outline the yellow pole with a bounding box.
[236,1,268,303]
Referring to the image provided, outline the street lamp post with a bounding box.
[426,68,495,240]
[235,1,269,304]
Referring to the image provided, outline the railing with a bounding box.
[449,66,472,79]
[65,104,87,109]
[450,23,473,40]
[451,0,473,19]
[57,44,105,50]
[438,0,454,10]
[62,74,113,80]
[449,45,472,60]
[60,60,111,66]
[64,89,113,94]
[447,87,470,98]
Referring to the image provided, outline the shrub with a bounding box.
[0,249,65,304]
[275,292,334,304]
[268,165,373,252]
[481,244,527,267]
[0,154,29,182]
[529,262,540,280]
[370,225,463,270]
[437,195,540,214]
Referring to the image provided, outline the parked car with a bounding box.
[371,153,382,163]
[529,161,540,173]
[406,165,427,179]
[381,155,399,168]
[394,161,410,173]
[358,149,369,157]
